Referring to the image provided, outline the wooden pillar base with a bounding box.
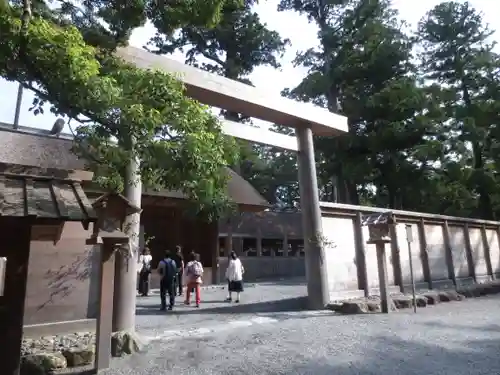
[370,241,391,314]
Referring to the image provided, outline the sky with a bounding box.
[0,0,498,133]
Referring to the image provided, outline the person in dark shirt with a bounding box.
[157,250,177,311]
[172,245,185,296]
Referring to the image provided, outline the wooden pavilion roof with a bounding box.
[0,163,97,225]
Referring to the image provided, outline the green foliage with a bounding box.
[280,0,435,207]
[3,0,500,220]
[149,0,289,80]
[417,1,500,219]
[0,0,240,219]
[276,0,500,219]
[151,0,294,206]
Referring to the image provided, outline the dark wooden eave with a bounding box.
[0,164,97,227]
[0,128,270,212]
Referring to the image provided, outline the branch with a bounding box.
[200,49,224,67]
[67,118,108,167]
[18,0,32,59]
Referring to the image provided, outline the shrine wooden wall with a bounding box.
[21,204,218,332]
[23,222,98,326]
[141,205,218,289]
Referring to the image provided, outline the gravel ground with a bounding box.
[100,293,500,375]
[135,279,308,336]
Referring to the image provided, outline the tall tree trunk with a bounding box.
[462,83,494,219]
[112,139,142,332]
[15,0,32,129]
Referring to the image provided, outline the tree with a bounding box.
[279,0,435,209]
[0,0,241,333]
[418,1,500,219]
[149,0,294,205]
[149,0,288,86]
[1,0,241,214]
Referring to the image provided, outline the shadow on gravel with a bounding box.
[247,278,306,286]
[419,321,500,334]
[135,297,308,316]
[283,335,500,375]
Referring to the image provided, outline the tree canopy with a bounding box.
[1,0,500,220]
[0,0,242,217]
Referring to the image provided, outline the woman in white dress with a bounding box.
[225,251,244,303]
[138,247,153,296]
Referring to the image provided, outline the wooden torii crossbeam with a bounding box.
[116,46,349,309]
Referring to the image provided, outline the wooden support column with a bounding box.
[211,221,220,285]
[297,241,303,257]
[95,243,116,371]
[1,218,32,375]
[480,225,495,280]
[354,212,368,296]
[283,233,289,257]
[442,221,457,287]
[224,219,232,257]
[256,227,263,257]
[495,225,500,278]
[389,222,403,293]
[418,218,432,290]
[463,223,476,282]
[376,242,391,313]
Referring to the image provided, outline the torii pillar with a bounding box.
[296,127,329,309]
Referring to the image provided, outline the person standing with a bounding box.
[138,247,153,296]
[184,253,204,308]
[157,250,177,311]
[225,251,245,303]
[173,245,185,296]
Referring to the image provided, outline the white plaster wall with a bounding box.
[362,226,395,288]
[469,228,489,277]
[485,229,500,274]
[321,217,359,293]
[395,223,425,284]
[448,226,470,278]
[424,224,448,281]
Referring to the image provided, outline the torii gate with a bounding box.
[116,46,348,310]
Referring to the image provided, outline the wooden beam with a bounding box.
[320,201,500,226]
[115,46,348,137]
[220,120,297,151]
[0,162,93,182]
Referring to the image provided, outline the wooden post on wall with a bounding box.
[256,227,263,257]
[211,221,219,285]
[480,225,495,281]
[495,225,500,279]
[224,218,232,257]
[283,232,289,257]
[418,218,433,290]
[389,222,403,293]
[463,223,476,282]
[354,212,369,296]
[442,220,457,287]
